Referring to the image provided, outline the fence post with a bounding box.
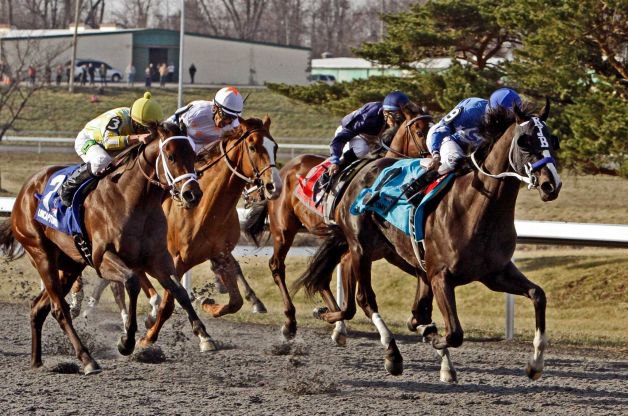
[505,293,515,340]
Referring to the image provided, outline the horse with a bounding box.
[135,116,282,347]
[0,122,216,374]
[71,117,279,330]
[294,100,562,382]
[244,105,432,342]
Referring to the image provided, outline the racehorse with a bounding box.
[0,122,215,374]
[72,117,279,330]
[138,116,282,348]
[244,105,432,341]
[294,101,562,382]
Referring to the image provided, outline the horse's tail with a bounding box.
[0,218,23,260]
[243,200,269,247]
[292,225,348,298]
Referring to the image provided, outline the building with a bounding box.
[0,27,310,85]
[310,57,402,82]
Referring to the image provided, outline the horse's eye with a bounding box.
[168,153,175,162]
[248,145,256,153]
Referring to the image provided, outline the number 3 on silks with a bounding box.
[106,116,121,131]
[43,175,66,210]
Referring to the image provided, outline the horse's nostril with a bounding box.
[541,182,554,194]
[265,183,276,193]
[182,190,195,202]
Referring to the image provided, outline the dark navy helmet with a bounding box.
[488,88,522,110]
[383,91,410,111]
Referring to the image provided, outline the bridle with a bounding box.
[137,135,199,201]
[470,117,557,189]
[380,114,432,158]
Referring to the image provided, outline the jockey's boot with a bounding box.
[59,163,95,207]
[404,169,440,204]
[337,148,358,173]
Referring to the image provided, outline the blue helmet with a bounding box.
[488,88,522,110]
[383,91,410,111]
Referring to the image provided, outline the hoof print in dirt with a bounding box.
[269,342,292,356]
[131,345,167,364]
[48,362,81,374]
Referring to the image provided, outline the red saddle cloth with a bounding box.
[294,160,331,216]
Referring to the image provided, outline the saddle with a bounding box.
[320,158,373,224]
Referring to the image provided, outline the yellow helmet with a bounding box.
[131,91,163,126]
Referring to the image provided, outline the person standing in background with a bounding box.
[167,62,175,82]
[189,63,197,84]
[55,64,63,86]
[125,63,136,86]
[145,63,152,87]
[99,63,108,87]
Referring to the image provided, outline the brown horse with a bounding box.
[0,122,215,374]
[244,106,432,341]
[138,116,282,348]
[295,101,562,382]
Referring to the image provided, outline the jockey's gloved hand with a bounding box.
[328,163,340,176]
[428,153,441,171]
[128,133,151,145]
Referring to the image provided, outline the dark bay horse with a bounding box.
[244,106,432,342]
[295,101,562,381]
[138,116,282,348]
[0,123,215,374]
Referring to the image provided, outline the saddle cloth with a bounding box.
[34,165,96,236]
[350,159,453,240]
[294,160,331,217]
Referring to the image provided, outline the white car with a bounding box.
[72,59,123,82]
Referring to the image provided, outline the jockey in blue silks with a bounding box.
[425,87,522,175]
[327,91,410,176]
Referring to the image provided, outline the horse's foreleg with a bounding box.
[31,289,51,368]
[138,275,160,329]
[482,262,547,381]
[109,280,128,327]
[231,254,267,313]
[145,256,216,352]
[98,252,141,357]
[202,255,243,317]
[269,225,299,340]
[317,254,354,346]
[82,278,109,321]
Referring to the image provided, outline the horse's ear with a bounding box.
[513,102,526,124]
[263,115,271,130]
[539,97,550,121]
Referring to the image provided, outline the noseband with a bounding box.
[381,115,432,158]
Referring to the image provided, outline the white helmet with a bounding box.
[214,87,244,116]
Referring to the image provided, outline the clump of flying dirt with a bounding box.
[268,340,310,356]
[48,361,81,374]
[42,323,112,357]
[131,345,167,364]
[283,369,338,395]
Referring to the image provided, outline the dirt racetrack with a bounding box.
[0,302,625,416]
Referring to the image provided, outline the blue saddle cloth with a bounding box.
[350,159,453,240]
[34,165,97,236]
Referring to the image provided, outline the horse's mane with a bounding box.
[196,117,266,165]
[473,103,534,162]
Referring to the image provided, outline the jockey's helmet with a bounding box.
[383,91,410,111]
[488,88,522,110]
[131,91,164,126]
[214,87,244,117]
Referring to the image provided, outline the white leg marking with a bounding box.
[531,328,546,370]
[371,313,393,349]
[435,347,457,383]
[149,293,161,319]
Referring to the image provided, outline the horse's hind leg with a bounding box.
[230,254,267,313]
[482,261,547,381]
[317,253,354,346]
[82,278,109,321]
[69,276,84,318]
[109,280,128,327]
[202,253,244,317]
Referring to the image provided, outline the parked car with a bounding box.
[309,73,336,85]
[71,59,123,83]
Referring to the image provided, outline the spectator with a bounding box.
[55,64,63,86]
[99,63,108,87]
[189,63,197,84]
[145,63,153,87]
[44,65,52,85]
[80,64,87,86]
[125,63,136,86]
[66,63,71,85]
[88,63,95,86]
[167,62,175,82]
[27,65,36,86]
[159,63,168,87]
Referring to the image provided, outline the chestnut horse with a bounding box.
[295,101,562,382]
[244,106,432,341]
[73,118,279,331]
[0,123,215,374]
[138,116,282,348]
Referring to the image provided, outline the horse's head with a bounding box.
[225,116,282,200]
[511,99,562,201]
[384,103,432,158]
[147,121,203,208]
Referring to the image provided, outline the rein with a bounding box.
[381,115,432,158]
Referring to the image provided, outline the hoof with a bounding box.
[214,280,228,294]
[280,324,297,341]
[406,317,417,333]
[384,358,404,376]
[200,338,218,352]
[144,314,156,330]
[312,307,329,320]
[117,336,136,356]
[526,363,543,381]
[83,362,102,375]
[70,306,81,319]
[138,337,153,349]
[251,301,267,314]
[440,369,457,384]
[331,330,346,347]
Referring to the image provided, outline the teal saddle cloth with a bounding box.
[350,159,453,241]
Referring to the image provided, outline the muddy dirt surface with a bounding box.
[0,302,626,416]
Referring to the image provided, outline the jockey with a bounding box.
[59,91,164,206]
[327,90,410,176]
[167,86,244,152]
[425,87,522,175]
